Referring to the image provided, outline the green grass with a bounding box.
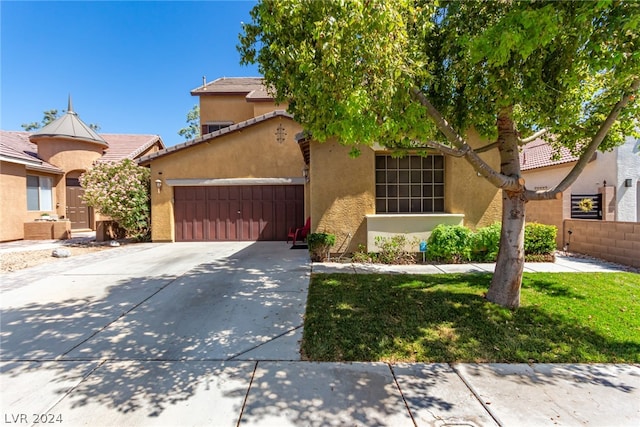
[301,272,640,363]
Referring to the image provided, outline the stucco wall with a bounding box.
[31,138,104,171]
[0,162,63,241]
[445,130,502,229]
[309,136,502,253]
[200,95,259,125]
[149,117,304,242]
[309,139,375,254]
[252,101,288,118]
[0,162,27,241]
[615,136,640,222]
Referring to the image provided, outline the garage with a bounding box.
[174,185,304,241]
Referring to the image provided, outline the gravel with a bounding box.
[0,245,109,273]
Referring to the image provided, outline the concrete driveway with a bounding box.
[1,242,311,425]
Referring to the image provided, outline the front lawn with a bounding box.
[302,273,640,363]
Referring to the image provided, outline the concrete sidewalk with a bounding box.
[312,252,635,274]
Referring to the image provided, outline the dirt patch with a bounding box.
[0,245,110,273]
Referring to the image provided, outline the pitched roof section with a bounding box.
[30,103,108,148]
[519,138,580,171]
[0,131,63,174]
[138,110,294,164]
[1,130,163,171]
[191,77,266,95]
[98,134,165,163]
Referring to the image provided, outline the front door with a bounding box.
[66,178,90,229]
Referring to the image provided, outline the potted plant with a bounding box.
[40,213,51,221]
[307,232,336,262]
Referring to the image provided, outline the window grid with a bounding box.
[375,155,445,213]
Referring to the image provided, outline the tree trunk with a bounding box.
[486,189,526,308]
[485,108,526,309]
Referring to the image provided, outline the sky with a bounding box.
[1,0,260,147]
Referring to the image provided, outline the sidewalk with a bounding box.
[312,252,635,274]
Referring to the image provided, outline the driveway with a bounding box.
[1,242,310,425]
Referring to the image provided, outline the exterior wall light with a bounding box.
[155,179,162,193]
[624,178,632,187]
[302,166,310,183]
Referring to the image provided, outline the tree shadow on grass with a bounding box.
[303,273,640,368]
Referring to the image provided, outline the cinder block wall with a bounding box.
[526,192,570,248]
[563,219,640,268]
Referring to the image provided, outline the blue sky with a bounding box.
[1,0,260,147]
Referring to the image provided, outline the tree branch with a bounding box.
[518,128,548,145]
[410,87,467,149]
[475,141,500,153]
[410,87,523,191]
[526,78,640,201]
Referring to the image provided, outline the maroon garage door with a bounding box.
[174,185,304,241]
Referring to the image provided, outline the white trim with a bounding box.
[165,177,306,187]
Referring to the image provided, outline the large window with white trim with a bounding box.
[27,175,53,211]
[375,154,445,213]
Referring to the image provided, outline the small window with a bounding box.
[202,122,233,134]
[375,154,445,213]
[27,175,53,211]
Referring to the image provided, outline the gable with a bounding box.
[144,114,304,180]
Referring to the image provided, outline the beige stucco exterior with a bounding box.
[148,116,305,242]
[0,162,30,241]
[306,135,502,253]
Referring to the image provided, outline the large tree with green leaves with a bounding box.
[239,0,639,308]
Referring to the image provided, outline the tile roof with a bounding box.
[138,110,294,164]
[1,130,164,171]
[98,134,164,163]
[31,109,108,148]
[0,131,63,174]
[191,77,275,102]
[519,138,579,171]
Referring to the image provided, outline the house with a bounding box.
[521,136,640,247]
[0,100,165,242]
[139,77,502,252]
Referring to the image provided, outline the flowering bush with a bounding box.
[79,160,151,240]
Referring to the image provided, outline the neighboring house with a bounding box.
[521,136,640,247]
[140,77,502,252]
[0,101,165,242]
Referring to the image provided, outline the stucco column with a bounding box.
[599,185,616,221]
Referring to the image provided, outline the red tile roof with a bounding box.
[98,134,164,163]
[1,130,164,170]
[0,131,63,174]
[519,138,579,171]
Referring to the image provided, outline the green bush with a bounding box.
[470,222,501,262]
[525,223,557,255]
[374,235,417,264]
[426,224,472,263]
[307,232,336,262]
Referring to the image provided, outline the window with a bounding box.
[27,175,53,211]
[375,155,444,213]
[202,122,233,135]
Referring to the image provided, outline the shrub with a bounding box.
[307,232,336,262]
[426,224,472,263]
[525,223,557,255]
[350,244,374,263]
[374,235,418,264]
[79,159,151,240]
[470,222,501,262]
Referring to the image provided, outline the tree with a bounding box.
[239,0,640,308]
[79,159,151,240]
[21,109,101,131]
[178,105,200,140]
